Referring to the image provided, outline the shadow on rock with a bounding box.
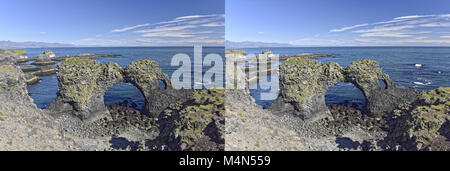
[335,137,360,150]
[109,136,140,151]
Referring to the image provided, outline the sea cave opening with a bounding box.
[104,82,146,111]
[325,82,366,111]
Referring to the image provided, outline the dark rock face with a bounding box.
[269,58,418,122]
[383,87,450,151]
[152,89,225,151]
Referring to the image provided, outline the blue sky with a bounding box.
[226,0,450,46]
[0,0,224,46]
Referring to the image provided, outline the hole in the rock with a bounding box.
[29,74,59,109]
[325,82,366,110]
[104,82,146,110]
[157,79,167,90]
[379,79,387,89]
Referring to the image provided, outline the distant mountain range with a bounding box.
[226,40,293,48]
[0,41,75,49]
[1,40,294,49]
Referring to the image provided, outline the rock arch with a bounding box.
[122,59,192,118]
[46,58,124,121]
[268,58,418,122]
[47,58,191,122]
[343,59,418,117]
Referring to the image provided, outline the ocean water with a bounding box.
[243,47,450,108]
[24,47,225,109]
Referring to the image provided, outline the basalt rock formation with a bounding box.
[47,58,192,122]
[122,60,192,118]
[269,58,418,122]
[47,58,123,121]
[345,59,418,117]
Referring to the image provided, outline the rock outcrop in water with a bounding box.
[32,50,57,66]
[269,58,345,121]
[47,58,124,121]
[122,60,192,118]
[269,58,418,122]
[345,59,418,117]
[47,58,193,122]
[43,50,56,58]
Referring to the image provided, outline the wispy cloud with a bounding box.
[310,14,450,46]
[111,24,150,33]
[419,22,450,27]
[136,25,198,34]
[354,25,415,33]
[76,14,224,46]
[330,23,369,33]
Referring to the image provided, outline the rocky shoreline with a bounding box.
[225,49,449,151]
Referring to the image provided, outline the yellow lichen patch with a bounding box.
[123,59,161,86]
[58,58,103,104]
[225,49,246,55]
[345,59,382,83]
[179,89,225,132]
[0,65,18,75]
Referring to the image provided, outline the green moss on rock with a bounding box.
[345,59,383,83]
[281,58,344,103]
[387,87,449,150]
